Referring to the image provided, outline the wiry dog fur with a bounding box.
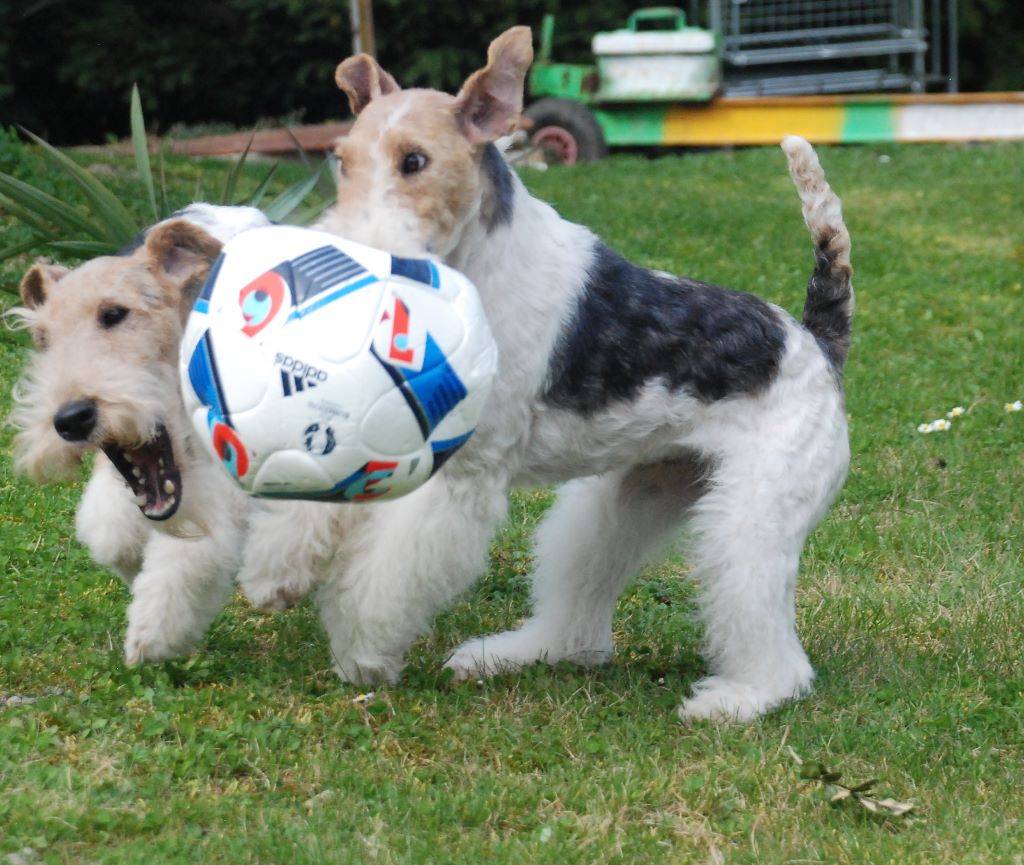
[308,27,855,722]
[9,205,334,661]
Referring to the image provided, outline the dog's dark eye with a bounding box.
[99,306,130,329]
[400,152,428,176]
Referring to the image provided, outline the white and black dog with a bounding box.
[306,26,854,721]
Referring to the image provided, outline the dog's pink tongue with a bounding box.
[139,461,178,519]
[101,428,182,521]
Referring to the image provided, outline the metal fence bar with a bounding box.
[727,37,928,67]
[947,0,958,92]
[911,0,925,89]
[727,24,900,48]
[707,0,955,96]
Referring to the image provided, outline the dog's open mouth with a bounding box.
[102,425,182,521]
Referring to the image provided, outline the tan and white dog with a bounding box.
[9,205,336,662]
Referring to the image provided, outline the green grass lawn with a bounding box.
[2,140,1023,864]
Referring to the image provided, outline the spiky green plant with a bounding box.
[0,85,331,293]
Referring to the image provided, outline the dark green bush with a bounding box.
[0,0,632,144]
[958,0,1024,92]
[0,0,1020,145]
[2,0,353,143]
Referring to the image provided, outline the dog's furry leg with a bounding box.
[122,474,244,664]
[123,532,239,664]
[316,469,509,685]
[238,500,357,611]
[671,139,852,722]
[447,459,705,678]
[76,458,150,584]
[678,393,849,722]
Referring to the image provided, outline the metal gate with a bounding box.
[701,0,958,96]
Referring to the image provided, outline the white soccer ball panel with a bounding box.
[359,383,436,457]
[179,225,498,502]
[205,328,278,415]
[283,281,387,366]
[251,448,338,496]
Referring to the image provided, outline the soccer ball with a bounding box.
[179,225,498,502]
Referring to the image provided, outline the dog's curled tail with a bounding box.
[782,135,854,371]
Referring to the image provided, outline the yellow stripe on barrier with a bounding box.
[663,101,846,146]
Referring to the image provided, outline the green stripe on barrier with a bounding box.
[841,102,897,142]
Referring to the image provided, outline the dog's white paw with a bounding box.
[677,674,811,723]
[123,597,205,664]
[445,636,527,681]
[446,625,613,680]
[332,652,403,686]
[241,580,306,612]
[123,621,192,665]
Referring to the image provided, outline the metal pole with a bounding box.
[709,0,722,48]
[911,0,925,91]
[349,0,376,57]
[947,0,958,92]
[349,0,361,54]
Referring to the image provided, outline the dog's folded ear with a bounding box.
[454,26,534,144]
[19,262,69,309]
[335,54,401,115]
[144,219,223,315]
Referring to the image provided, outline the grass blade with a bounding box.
[281,131,337,196]
[19,127,139,245]
[245,162,280,208]
[289,196,333,227]
[284,127,316,172]
[0,173,104,239]
[158,144,169,216]
[263,160,328,223]
[221,133,256,205]
[46,239,121,257]
[281,129,337,209]
[0,191,64,237]
[130,84,160,223]
[0,235,53,278]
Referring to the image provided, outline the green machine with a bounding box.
[520,3,995,160]
[526,8,720,162]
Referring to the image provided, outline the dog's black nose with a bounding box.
[53,399,98,442]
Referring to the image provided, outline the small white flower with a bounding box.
[917,423,933,433]
[932,418,951,431]
[947,406,965,418]
[352,691,376,705]
[1005,400,1023,413]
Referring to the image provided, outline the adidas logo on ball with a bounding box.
[275,353,329,396]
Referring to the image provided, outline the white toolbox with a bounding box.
[592,8,720,101]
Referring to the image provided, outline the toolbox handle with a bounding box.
[627,7,687,32]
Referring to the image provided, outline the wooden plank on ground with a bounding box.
[167,123,352,157]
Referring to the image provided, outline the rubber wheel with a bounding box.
[524,98,608,166]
